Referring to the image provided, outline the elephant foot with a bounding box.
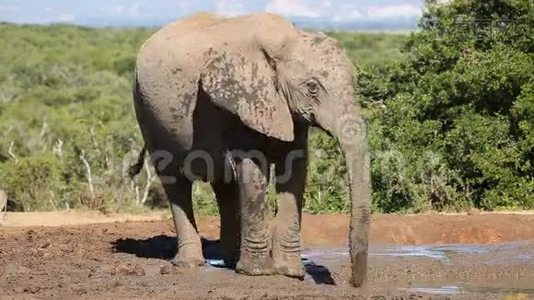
[235,253,275,276]
[171,246,205,268]
[220,240,240,268]
[273,251,305,278]
[222,254,238,268]
[171,256,205,268]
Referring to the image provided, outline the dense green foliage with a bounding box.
[329,32,407,71]
[362,0,534,212]
[0,25,154,212]
[1,0,532,213]
[0,23,405,213]
[310,0,533,213]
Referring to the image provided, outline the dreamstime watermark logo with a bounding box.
[335,115,367,147]
[124,118,375,187]
[423,16,515,40]
[122,138,444,192]
[135,148,307,185]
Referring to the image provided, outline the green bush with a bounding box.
[360,0,534,211]
[0,1,532,214]
[0,155,66,211]
[0,24,154,212]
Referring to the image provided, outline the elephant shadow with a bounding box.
[112,235,219,261]
[112,236,335,285]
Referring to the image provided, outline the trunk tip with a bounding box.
[350,244,368,287]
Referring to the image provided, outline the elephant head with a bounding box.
[199,17,371,286]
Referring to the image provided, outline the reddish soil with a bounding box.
[304,213,534,245]
[1,212,534,299]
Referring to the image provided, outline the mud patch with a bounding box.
[1,213,534,299]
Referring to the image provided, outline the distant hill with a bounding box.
[68,16,418,31]
[291,16,418,31]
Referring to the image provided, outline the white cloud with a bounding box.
[58,14,75,22]
[367,4,421,19]
[265,0,321,18]
[263,1,420,22]
[214,0,246,16]
[332,9,362,22]
[101,3,141,17]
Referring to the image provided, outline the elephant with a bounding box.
[132,12,371,287]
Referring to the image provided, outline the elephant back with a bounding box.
[134,13,298,150]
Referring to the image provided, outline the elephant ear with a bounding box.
[200,49,294,142]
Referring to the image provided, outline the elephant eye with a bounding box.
[306,80,319,95]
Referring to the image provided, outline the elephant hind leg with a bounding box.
[161,173,204,267]
[211,180,241,267]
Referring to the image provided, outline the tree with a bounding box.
[362,0,534,211]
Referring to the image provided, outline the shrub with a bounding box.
[360,0,534,211]
[0,155,66,211]
[1,0,532,214]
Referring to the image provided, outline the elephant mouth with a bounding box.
[316,124,334,138]
[310,113,334,138]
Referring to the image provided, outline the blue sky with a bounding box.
[0,0,425,27]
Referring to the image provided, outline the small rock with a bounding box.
[74,288,87,295]
[111,263,146,276]
[159,265,172,275]
[112,280,122,287]
[159,265,184,275]
[39,241,51,249]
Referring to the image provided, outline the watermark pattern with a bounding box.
[136,148,308,185]
[335,115,367,147]
[150,150,178,184]
[423,16,515,40]
[116,133,446,194]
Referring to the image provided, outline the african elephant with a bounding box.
[132,12,371,286]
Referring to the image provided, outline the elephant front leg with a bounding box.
[235,158,275,276]
[212,180,240,267]
[272,148,307,278]
[163,175,204,268]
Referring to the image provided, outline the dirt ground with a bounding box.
[1,211,534,299]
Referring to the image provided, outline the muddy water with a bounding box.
[202,242,534,297]
[302,242,534,297]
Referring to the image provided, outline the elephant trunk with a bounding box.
[338,118,371,287]
[315,103,371,287]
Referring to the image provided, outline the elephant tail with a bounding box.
[129,146,147,179]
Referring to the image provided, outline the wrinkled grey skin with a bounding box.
[133,13,371,286]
